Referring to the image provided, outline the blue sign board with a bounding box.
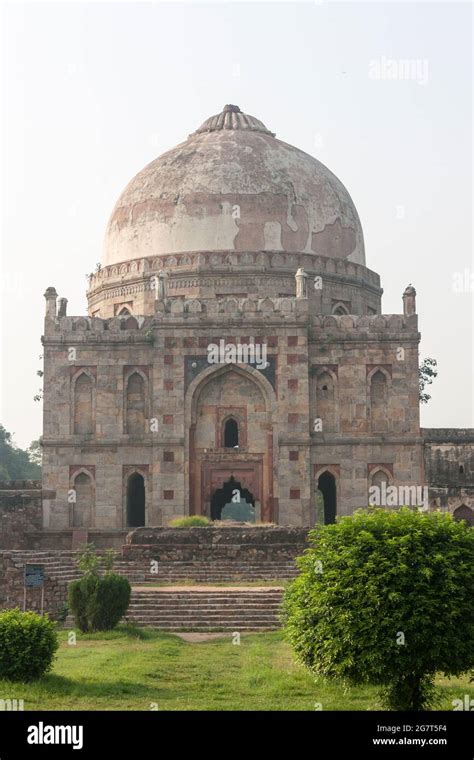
[25,565,44,588]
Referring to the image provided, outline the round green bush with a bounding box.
[168,516,210,528]
[0,608,58,681]
[68,572,131,632]
[283,508,474,711]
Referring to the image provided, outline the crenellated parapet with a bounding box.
[155,295,306,319]
[43,313,154,340]
[43,296,310,340]
[310,312,419,342]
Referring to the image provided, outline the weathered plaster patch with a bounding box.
[311,218,357,259]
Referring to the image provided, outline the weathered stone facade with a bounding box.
[32,104,472,543]
[0,481,42,549]
[423,429,474,523]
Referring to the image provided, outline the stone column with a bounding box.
[295,267,308,298]
[57,297,68,317]
[44,287,58,319]
[153,271,168,301]
[402,284,417,316]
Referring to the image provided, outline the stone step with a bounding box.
[127,610,281,617]
[64,587,283,631]
[127,609,280,614]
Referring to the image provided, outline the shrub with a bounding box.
[68,546,131,632]
[77,542,101,575]
[168,516,210,528]
[68,573,100,633]
[90,574,131,631]
[0,608,58,681]
[283,508,474,711]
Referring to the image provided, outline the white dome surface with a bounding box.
[103,105,365,267]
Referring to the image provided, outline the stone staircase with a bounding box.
[3,549,294,631]
[1,550,298,584]
[124,587,284,631]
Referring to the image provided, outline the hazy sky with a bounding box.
[1,1,472,449]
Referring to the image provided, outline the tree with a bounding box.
[419,357,438,404]
[283,508,474,711]
[27,439,42,468]
[0,425,41,479]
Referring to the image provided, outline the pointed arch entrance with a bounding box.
[185,363,277,522]
[315,470,337,524]
[126,473,145,527]
[211,476,256,521]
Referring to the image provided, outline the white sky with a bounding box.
[1,1,473,448]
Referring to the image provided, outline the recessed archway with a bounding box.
[185,363,277,522]
[126,473,145,527]
[224,418,239,448]
[211,476,255,521]
[317,471,337,524]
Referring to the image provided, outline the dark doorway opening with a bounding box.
[317,471,337,524]
[126,473,145,527]
[211,476,254,521]
[224,418,239,448]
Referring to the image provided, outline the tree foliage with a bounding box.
[283,508,474,711]
[419,357,438,404]
[0,424,41,480]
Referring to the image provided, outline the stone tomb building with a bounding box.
[39,104,473,542]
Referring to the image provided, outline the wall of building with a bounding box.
[308,312,423,517]
[86,250,382,318]
[40,289,432,531]
[423,429,474,520]
[0,552,66,619]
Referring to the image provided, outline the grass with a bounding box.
[0,626,471,711]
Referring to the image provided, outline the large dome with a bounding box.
[103,104,365,267]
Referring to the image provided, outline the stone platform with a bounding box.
[0,526,308,627]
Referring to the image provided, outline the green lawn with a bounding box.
[0,626,471,711]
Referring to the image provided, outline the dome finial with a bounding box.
[192,105,275,137]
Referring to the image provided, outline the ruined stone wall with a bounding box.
[123,525,309,563]
[423,429,474,516]
[0,552,66,619]
[0,482,43,549]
